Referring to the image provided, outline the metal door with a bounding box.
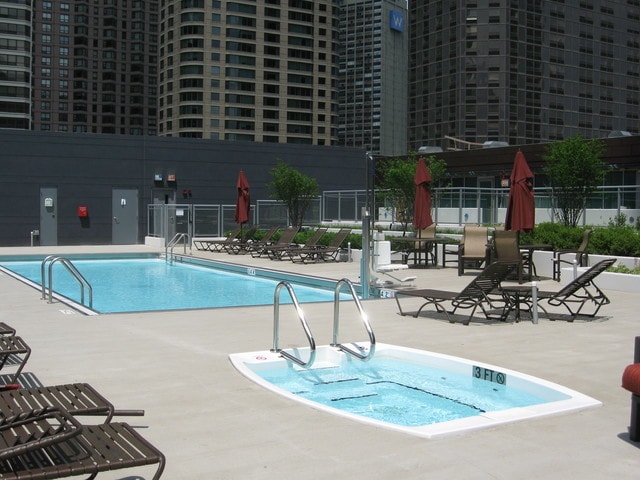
[112,188,139,244]
[39,187,58,246]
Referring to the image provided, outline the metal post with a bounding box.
[531,281,538,324]
[360,207,371,299]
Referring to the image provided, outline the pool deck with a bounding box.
[0,243,638,479]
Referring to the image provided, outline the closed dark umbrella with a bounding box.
[234,170,251,231]
[413,157,434,230]
[505,150,535,232]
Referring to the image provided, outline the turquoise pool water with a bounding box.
[256,357,561,427]
[0,257,340,314]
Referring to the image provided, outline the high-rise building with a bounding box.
[0,0,32,129]
[409,1,640,149]
[158,0,339,144]
[30,0,159,134]
[338,0,408,156]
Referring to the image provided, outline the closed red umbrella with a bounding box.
[413,157,434,230]
[505,150,535,232]
[234,170,251,228]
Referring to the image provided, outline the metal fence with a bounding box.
[147,185,640,242]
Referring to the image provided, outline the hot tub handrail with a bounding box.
[331,278,376,361]
[272,281,316,368]
[41,256,93,309]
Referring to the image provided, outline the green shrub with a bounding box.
[607,264,640,275]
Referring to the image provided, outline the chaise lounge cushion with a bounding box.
[622,363,640,395]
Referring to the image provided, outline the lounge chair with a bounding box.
[0,383,144,424]
[552,228,592,281]
[289,228,352,263]
[224,225,259,254]
[251,226,299,258]
[243,226,279,255]
[192,226,241,252]
[267,227,329,261]
[0,406,165,479]
[0,335,31,384]
[536,258,615,321]
[395,261,518,325]
[458,225,490,275]
[0,323,16,336]
[493,230,527,283]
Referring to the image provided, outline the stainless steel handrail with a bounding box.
[331,278,375,361]
[41,256,93,308]
[272,281,316,368]
[166,232,190,263]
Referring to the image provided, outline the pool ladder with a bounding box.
[271,278,375,368]
[41,255,93,309]
[166,232,190,263]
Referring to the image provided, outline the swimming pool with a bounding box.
[0,254,348,314]
[229,343,601,438]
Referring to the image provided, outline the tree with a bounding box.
[543,134,608,227]
[267,162,319,227]
[376,153,447,234]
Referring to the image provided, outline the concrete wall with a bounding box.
[0,131,366,246]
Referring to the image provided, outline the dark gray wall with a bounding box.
[0,131,366,246]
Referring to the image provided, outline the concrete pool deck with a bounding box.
[0,244,638,479]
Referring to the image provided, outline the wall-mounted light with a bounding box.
[121,198,127,207]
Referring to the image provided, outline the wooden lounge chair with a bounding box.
[192,226,242,252]
[224,225,259,254]
[0,406,165,479]
[0,335,31,384]
[0,383,144,424]
[251,226,299,258]
[536,258,615,321]
[552,228,592,281]
[395,261,518,325]
[290,228,352,263]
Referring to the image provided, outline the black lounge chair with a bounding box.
[395,261,518,325]
[251,226,299,258]
[536,258,615,321]
[0,335,31,384]
[193,226,241,252]
[0,383,144,424]
[0,406,165,480]
[289,228,352,263]
[0,323,16,336]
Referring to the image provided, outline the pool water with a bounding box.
[258,357,557,427]
[0,257,340,313]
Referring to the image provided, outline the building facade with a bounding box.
[338,0,408,156]
[158,0,340,144]
[408,1,640,150]
[0,0,32,129]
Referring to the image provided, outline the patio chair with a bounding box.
[224,225,259,254]
[536,258,615,321]
[0,383,144,424]
[411,224,436,266]
[290,228,352,263]
[251,226,299,258]
[0,406,165,480]
[192,226,241,252]
[493,230,527,284]
[552,228,592,281]
[457,225,491,276]
[395,261,518,325]
[0,335,31,384]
